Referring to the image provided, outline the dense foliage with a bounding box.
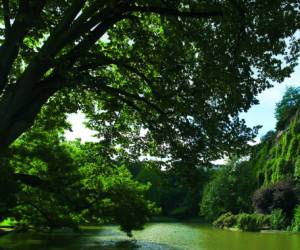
[292,205,300,231]
[207,87,300,231]
[200,159,257,221]
[252,107,300,184]
[1,115,158,236]
[235,213,269,231]
[0,1,300,238]
[252,181,298,217]
[269,209,287,230]
[0,0,299,160]
[212,212,237,229]
[213,212,269,231]
[131,162,210,218]
[275,87,300,130]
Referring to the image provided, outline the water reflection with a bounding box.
[0,223,299,250]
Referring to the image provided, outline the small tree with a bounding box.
[252,181,298,218]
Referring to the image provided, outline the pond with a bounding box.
[0,223,300,250]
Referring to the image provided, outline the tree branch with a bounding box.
[126,6,223,19]
[100,85,166,114]
[53,13,136,76]
[0,0,46,92]
[38,0,88,58]
[99,85,144,113]
[76,53,160,99]
[14,173,54,192]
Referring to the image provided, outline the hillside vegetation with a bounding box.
[201,87,300,231]
[252,87,300,185]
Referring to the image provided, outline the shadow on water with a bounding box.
[0,229,177,250]
[98,240,177,250]
[1,223,300,250]
[0,238,176,250]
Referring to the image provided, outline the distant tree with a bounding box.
[260,130,276,143]
[135,163,163,206]
[131,161,210,218]
[200,159,257,221]
[275,87,300,129]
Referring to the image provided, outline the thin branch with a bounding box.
[14,173,54,192]
[39,0,88,57]
[55,14,135,71]
[76,53,160,98]
[118,64,158,94]
[54,0,86,33]
[48,1,131,57]
[25,195,54,226]
[100,85,166,114]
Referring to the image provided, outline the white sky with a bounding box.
[64,112,99,142]
[65,63,300,143]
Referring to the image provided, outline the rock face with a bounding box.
[251,110,300,185]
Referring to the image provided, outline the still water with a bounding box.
[1,223,300,250]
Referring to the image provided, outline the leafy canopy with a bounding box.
[2,112,157,236]
[0,0,299,163]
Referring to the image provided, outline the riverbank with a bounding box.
[151,216,204,223]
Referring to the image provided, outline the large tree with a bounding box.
[0,0,299,161]
[1,112,156,235]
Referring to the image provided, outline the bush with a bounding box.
[291,205,300,231]
[269,209,287,230]
[236,213,269,231]
[252,181,298,217]
[213,212,237,229]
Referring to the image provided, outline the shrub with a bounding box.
[236,213,269,231]
[213,212,237,229]
[291,205,300,231]
[269,209,287,230]
[252,181,298,217]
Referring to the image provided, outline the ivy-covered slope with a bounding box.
[251,109,300,185]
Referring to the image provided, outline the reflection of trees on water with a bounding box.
[100,240,178,250]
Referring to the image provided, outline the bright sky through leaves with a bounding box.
[65,61,300,143]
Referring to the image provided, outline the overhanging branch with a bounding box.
[13,173,54,192]
[0,0,46,92]
[76,53,160,99]
[127,6,223,18]
[100,85,166,115]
